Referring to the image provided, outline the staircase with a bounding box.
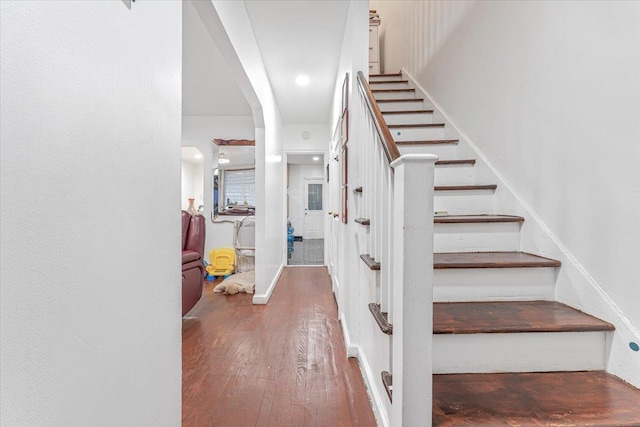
[361,72,640,426]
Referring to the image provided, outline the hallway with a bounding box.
[182,267,376,426]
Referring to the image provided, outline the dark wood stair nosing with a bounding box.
[389,123,445,129]
[360,254,381,271]
[434,184,497,191]
[372,88,416,93]
[434,251,562,269]
[382,109,434,115]
[369,72,403,78]
[369,79,409,85]
[435,159,476,166]
[376,98,424,103]
[396,139,458,145]
[354,217,371,226]
[381,371,393,402]
[434,214,525,224]
[368,303,393,335]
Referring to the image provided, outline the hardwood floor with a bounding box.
[182,267,376,427]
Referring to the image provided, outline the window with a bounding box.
[223,169,255,207]
[307,183,323,211]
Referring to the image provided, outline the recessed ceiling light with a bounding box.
[194,153,203,160]
[312,156,320,161]
[295,75,310,86]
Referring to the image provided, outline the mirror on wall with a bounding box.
[212,140,255,219]
[181,146,205,215]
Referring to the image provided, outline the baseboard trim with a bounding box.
[355,345,390,427]
[252,263,284,305]
[339,313,389,427]
[340,312,358,357]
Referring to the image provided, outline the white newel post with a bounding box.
[390,154,438,427]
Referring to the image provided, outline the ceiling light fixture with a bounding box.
[312,156,320,161]
[194,153,203,160]
[295,75,310,86]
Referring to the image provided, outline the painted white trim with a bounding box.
[340,312,358,358]
[389,153,439,168]
[252,262,284,304]
[354,344,390,427]
[402,67,640,386]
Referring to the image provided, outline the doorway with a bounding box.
[286,153,326,266]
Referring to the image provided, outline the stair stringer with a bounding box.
[401,67,640,388]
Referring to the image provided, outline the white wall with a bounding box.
[407,0,640,384]
[287,164,325,237]
[210,0,286,304]
[283,124,330,152]
[0,2,181,426]
[370,0,411,74]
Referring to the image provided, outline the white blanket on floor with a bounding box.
[213,271,255,294]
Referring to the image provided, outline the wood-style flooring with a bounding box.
[182,267,376,427]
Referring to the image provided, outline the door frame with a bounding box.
[282,151,328,265]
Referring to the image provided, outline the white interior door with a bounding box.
[303,178,324,239]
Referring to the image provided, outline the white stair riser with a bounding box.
[373,91,418,100]
[434,222,521,252]
[434,190,496,213]
[383,112,433,125]
[378,100,426,112]
[399,143,458,159]
[369,75,404,82]
[369,82,410,90]
[390,126,444,141]
[434,164,476,186]
[434,267,557,302]
[433,331,609,373]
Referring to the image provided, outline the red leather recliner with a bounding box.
[182,210,206,316]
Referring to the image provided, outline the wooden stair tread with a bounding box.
[369,72,402,78]
[435,184,497,191]
[372,88,416,93]
[368,303,392,335]
[396,139,458,145]
[354,217,370,225]
[434,251,561,269]
[360,254,380,271]
[433,371,640,426]
[369,79,408,84]
[388,123,445,128]
[434,301,614,334]
[382,109,434,115]
[376,98,424,103]
[381,371,393,402]
[434,214,524,224]
[435,159,476,166]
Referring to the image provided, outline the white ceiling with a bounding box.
[182,0,252,117]
[183,0,349,124]
[287,153,324,165]
[243,0,350,124]
[181,146,204,164]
